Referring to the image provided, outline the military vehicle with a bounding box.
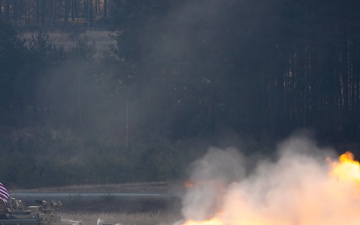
[0,198,82,225]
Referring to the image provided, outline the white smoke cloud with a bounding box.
[179,135,360,225]
[182,147,245,220]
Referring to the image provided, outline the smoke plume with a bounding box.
[180,135,360,225]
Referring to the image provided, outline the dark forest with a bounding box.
[1,0,360,188]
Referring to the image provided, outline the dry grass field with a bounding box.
[16,182,174,193]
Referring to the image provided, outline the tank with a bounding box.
[0,198,82,225]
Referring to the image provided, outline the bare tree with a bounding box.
[103,0,107,18]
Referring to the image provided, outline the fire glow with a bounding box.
[179,145,360,225]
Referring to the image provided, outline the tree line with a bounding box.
[1,0,360,188]
[0,0,111,27]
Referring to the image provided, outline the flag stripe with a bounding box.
[0,183,9,204]
[0,187,8,195]
[0,196,6,203]
[0,187,8,197]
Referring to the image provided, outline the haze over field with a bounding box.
[1,0,360,191]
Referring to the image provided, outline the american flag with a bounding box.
[0,182,9,204]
